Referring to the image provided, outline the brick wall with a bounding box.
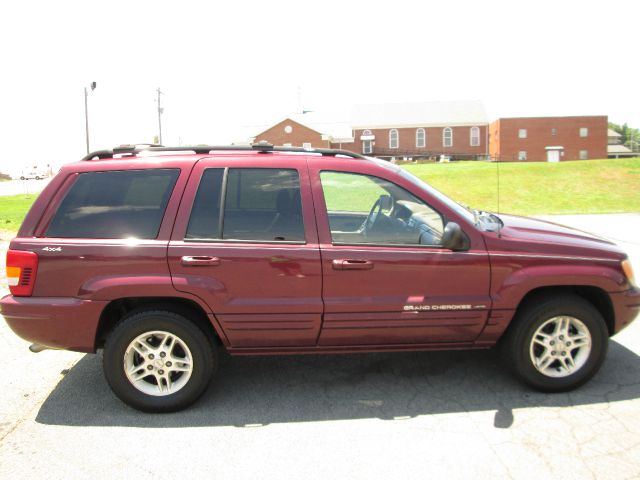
[490,116,608,161]
[488,120,501,159]
[351,125,488,158]
[254,118,331,148]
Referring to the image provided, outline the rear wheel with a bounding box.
[502,295,608,392]
[103,309,216,412]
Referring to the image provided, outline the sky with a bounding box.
[0,0,638,173]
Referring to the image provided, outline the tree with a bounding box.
[609,122,640,151]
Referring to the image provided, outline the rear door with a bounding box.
[168,156,323,348]
[309,161,491,346]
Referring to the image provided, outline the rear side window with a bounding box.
[185,168,305,242]
[46,169,179,239]
[224,169,304,241]
[185,169,224,240]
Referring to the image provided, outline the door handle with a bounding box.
[332,259,374,270]
[180,256,221,266]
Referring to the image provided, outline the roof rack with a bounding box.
[81,141,368,161]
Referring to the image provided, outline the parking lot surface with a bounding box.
[1,214,639,479]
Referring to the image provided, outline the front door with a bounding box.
[547,150,560,162]
[310,166,491,346]
[168,159,322,348]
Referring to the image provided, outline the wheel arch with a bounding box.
[511,285,615,337]
[95,296,227,350]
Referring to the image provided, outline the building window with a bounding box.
[518,151,527,161]
[470,126,480,146]
[389,129,399,149]
[518,129,527,139]
[443,127,453,147]
[579,150,588,160]
[416,128,426,148]
[551,128,557,136]
[580,127,588,137]
[363,140,372,154]
[302,142,312,149]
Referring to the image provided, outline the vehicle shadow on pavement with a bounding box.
[36,340,640,429]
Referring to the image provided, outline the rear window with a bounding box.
[46,169,179,239]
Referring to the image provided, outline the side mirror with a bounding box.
[379,195,393,211]
[441,222,470,251]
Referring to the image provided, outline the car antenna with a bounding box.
[496,154,500,214]
[496,154,502,237]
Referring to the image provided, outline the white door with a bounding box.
[547,150,560,162]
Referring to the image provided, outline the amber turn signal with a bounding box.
[622,259,636,287]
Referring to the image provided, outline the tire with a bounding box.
[501,294,608,392]
[103,309,216,412]
[20,176,25,180]
[35,176,40,180]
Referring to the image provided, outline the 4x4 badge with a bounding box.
[42,246,62,252]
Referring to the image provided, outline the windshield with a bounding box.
[395,166,476,224]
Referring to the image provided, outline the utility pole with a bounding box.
[84,82,97,154]
[157,88,164,145]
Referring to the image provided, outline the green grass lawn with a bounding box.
[0,194,37,233]
[401,158,640,215]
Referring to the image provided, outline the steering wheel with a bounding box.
[363,195,387,236]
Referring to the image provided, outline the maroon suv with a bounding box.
[2,144,638,412]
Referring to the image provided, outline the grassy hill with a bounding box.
[402,158,640,215]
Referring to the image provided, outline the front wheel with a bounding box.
[103,310,216,412]
[502,295,608,392]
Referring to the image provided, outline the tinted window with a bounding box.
[320,171,444,246]
[185,169,224,240]
[46,169,179,239]
[223,169,304,242]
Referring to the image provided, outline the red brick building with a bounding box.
[253,118,353,150]
[489,116,608,162]
[351,101,489,160]
[253,118,335,149]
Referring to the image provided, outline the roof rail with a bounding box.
[81,141,368,161]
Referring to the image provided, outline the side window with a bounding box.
[46,169,179,239]
[443,127,453,147]
[185,169,224,239]
[223,169,304,242]
[389,129,399,149]
[320,171,444,246]
[470,126,480,146]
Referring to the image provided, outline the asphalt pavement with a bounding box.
[0,214,639,479]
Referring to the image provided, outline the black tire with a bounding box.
[103,309,216,412]
[20,176,25,180]
[501,294,608,392]
[35,176,40,180]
